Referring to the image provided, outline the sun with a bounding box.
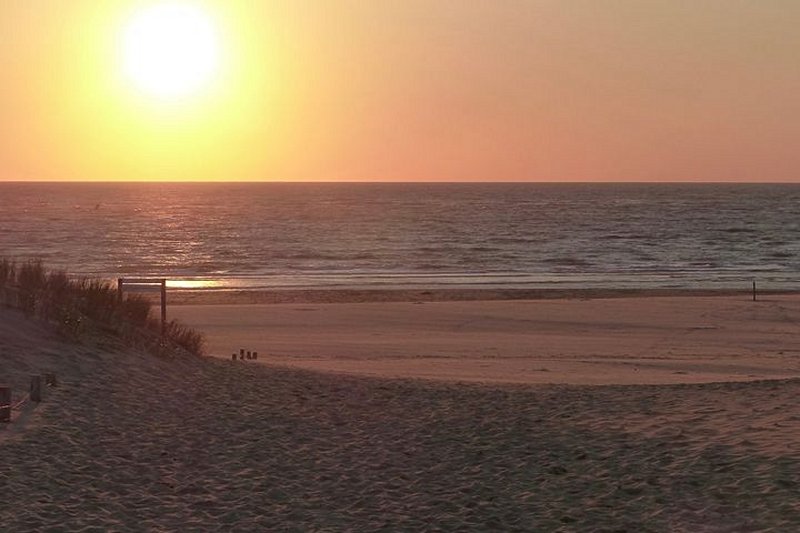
[121,2,221,99]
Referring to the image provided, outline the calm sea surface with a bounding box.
[2,182,800,290]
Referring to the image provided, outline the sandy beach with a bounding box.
[2,292,800,530]
[171,292,800,385]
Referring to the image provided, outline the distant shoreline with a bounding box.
[167,287,800,305]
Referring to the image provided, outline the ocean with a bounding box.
[1,182,799,291]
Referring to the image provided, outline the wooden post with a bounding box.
[247,351,252,360]
[240,349,245,360]
[30,375,42,403]
[231,353,236,361]
[0,386,10,422]
[253,351,258,360]
[160,279,167,334]
[44,373,57,387]
[117,278,124,302]
[753,281,757,302]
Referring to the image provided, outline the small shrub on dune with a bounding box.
[0,259,15,286]
[55,304,85,341]
[161,319,206,356]
[76,279,120,323]
[46,270,72,298]
[17,260,46,313]
[119,294,152,328]
[18,260,46,290]
[41,271,86,339]
[0,259,16,307]
[43,270,73,319]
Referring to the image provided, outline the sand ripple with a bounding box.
[1,323,799,530]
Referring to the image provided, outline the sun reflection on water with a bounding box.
[166,279,221,290]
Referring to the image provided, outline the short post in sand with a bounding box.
[253,351,258,360]
[160,279,167,332]
[0,386,10,422]
[231,353,236,361]
[30,375,42,403]
[752,280,757,302]
[240,348,245,360]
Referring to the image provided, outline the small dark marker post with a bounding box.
[247,351,252,360]
[232,353,236,361]
[753,280,757,302]
[0,386,10,422]
[30,375,42,403]
[240,348,245,360]
[253,352,258,360]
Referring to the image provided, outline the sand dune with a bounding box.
[172,295,800,385]
[2,305,800,530]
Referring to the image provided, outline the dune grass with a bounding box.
[0,259,205,356]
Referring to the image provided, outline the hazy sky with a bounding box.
[2,0,799,181]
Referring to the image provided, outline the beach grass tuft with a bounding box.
[161,319,206,355]
[0,258,16,286]
[0,258,205,356]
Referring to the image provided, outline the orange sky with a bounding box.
[2,0,799,182]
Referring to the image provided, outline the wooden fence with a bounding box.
[0,373,57,423]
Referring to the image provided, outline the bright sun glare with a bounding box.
[122,2,220,99]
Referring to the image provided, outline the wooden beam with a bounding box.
[119,278,166,285]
